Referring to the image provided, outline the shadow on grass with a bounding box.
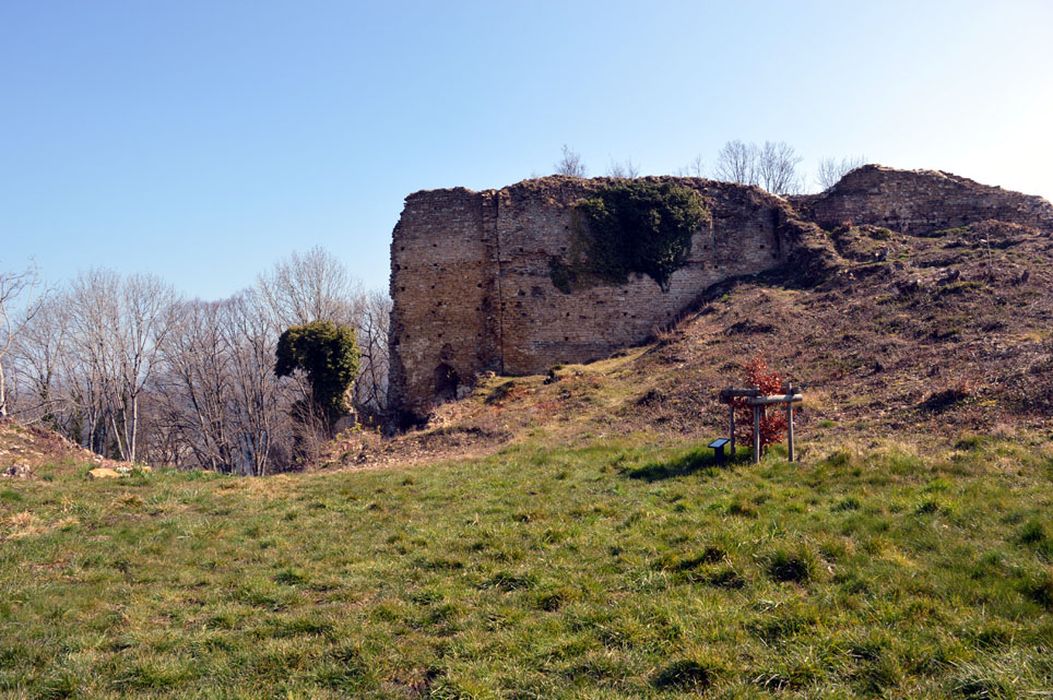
[625,446,740,482]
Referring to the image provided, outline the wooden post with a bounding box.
[785,384,795,462]
[752,404,761,464]
[728,404,736,458]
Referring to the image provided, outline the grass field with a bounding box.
[1,435,1052,698]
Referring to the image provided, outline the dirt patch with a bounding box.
[0,418,131,478]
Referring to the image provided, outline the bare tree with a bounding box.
[674,154,705,178]
[10,293,68,426]
[816,155,866,190]
[156,299,236,471]
[256,246,363,330]
[257,247,390,417]
[757,141,804,194]
[354,290,391,420]
[554,145,587,177]
[0,266,42,418]
[715,140,804,194]
[714,140,759,186]
[226,289,295,475]
[5,247,384,474]
[687,153,704,178]
[66,270,176,462]
[606,158,639,179]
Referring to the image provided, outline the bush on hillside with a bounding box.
[275,321,360,430]
[730,356,788,453]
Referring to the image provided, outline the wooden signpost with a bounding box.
[718,385,803,464]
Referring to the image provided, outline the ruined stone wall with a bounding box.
[389,166,1053,421]
[493,179,794,376]
[792,165,1053,234]
[389,176,804,421]
[387,188,501,421]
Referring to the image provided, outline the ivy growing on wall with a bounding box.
[550,181,709,293]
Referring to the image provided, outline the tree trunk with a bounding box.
[0,360,7,417]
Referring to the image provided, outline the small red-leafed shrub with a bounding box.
[730,357,788,453]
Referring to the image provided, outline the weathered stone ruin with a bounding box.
[791,165,1053,234]
[388,165,1053,423]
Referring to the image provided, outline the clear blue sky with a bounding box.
[2,1,1051,299]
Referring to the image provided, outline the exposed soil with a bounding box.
[0,418,130,478]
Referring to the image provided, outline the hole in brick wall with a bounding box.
[759,244,766,249]
[476,283,482,288]
[564,336,569,341]
[400,246,405,252]
[400,286,406,292]
[434,363,459,402]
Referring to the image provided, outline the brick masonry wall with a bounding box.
[389,176,805,421]
[387,188,499,421]
[389,167,1053,421]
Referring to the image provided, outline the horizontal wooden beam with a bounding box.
[747,394,803,406]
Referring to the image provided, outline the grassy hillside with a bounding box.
[2,435,1051,698]
[3,213,1052,697]
[324,218,1053,473]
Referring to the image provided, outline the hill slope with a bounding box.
[1,430,1052,697]
[0,419,129,478]
[1,189,1052,697]
[328,216,1053,470]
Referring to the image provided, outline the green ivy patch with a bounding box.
[550,181,709,293]
[275,320,360,424]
